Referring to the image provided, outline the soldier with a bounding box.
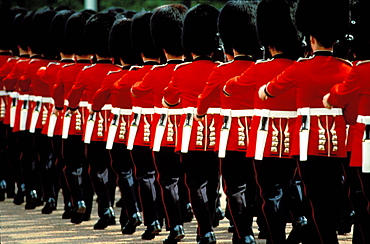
[52,10,95,222]
[162,4,220,244]
[91,16,143,234]
[67,12,120,229]
[130,4,189,243]
[258,0,352,243]
[114,11,164,240]
[223,0,304,243]
[195,1,261,243]
[322,1,370,243]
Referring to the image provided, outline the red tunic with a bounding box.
[2,57,29,126]
[225,55,297,158]
[92,67,130,144]
[39,60,74,136]
[131,60,183,148]
[163,57,219,152]
[197,56,254,153]
[114,61,158,147]
[328,60,370,166]
[52,60,92,136]
[67,60,121,141]
[265,52,352,158]
[0,56,19,122]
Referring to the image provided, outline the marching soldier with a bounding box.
[258,0,352,243]
[196,1,261,243]
[52,10,95,222]
[162,4,220,244]
[322,2,370,243]
[224,0,304,243]
[67,12,120,229]
[91,16,143,234]
[130,4,189,243]
[114,11,164,240]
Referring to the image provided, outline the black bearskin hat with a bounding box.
[219,0,260,56]
[12,11,28,51]
[65,10,95,56]
[131,12,162,59]
[102,7,125,17]
[151,4,188,57]
[29,7,56,56]
[257,0,301,56]
[0,7,27,50]
[182,4,220,56]
[85,13,116,58]
[50,10,75,55]
[296,0,350,48]
[350,0,370,59]
[109,18,140,65]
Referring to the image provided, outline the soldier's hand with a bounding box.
[162,98,170,108]
[258,84,268,101]
[52,108,60,116]
[194,114,204,122]
[89,108,94,115]
[322,93,332,109]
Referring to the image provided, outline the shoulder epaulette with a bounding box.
[217,60,233,67]
[62,63,75,68]
[107,70,122,75]
[47,62,60,67]
[82,64,96,71]
[115,64,122,68]
[256,59,271,64]
[356,60,370,66]
[151,63,168,70]
[297,56,314,62]
[174,62,192,71]
[129,65,143,71]
[30,59,42,64]
[335,57,353,66]
[8,57,18,61]
[215,61,223,65]
[17,59,29,63]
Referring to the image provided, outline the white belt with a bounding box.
[101,104,112,110]
[154,107,183,115]
[79,101,89,107]
[207,108,221,114]
[18,94,29,100]
[9,92,18,98]
[297,108,342,116]
[29,95,35,101]
[255,109,297,118]
[0,91,6,96]
[221,109,254,117]
[120,109,132,115]
[141,107,155,114]
[357,115,370,124]
[42,97,54,104]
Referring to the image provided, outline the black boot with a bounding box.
[62,202,74,219]
[122,212,142,234]
[0,180,6,201]
[94,207,115,230]
[25,190,38,210]
[71,200,86,224]
[141,220,162,240]
[13,183,26,205]
[42,198,57,214]
[163,225,185,244]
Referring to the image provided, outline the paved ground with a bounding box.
[0,191,353,244]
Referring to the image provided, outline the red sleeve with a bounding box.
[131,71,153,98]
[163,73,180,107]
[91,75,116,112]
[197,67,222,116]
[328,66,360,107]
[0,59,15,83]
[67,70,86,109]
[18,64,31,92]
[224,64,256,96]
[52,71,65,110]
[265,63,297,97]
[3,67,21,91]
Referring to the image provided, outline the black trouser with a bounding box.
[221,151,256,239]
[52,135,71,206]
[153,147,183,228]
[131,145,161,226]
[182,151,220,236]
[254,157,296,244]
[63,135,93,211]
[86,141,112,215]
[17,130,39,196]
[5,126,21,196]
[34,131,59,202]
[110,143,140,224]
[298,156,343,244]
[0,122,8,188]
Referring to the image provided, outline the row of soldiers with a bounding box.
[0,0,370,243]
